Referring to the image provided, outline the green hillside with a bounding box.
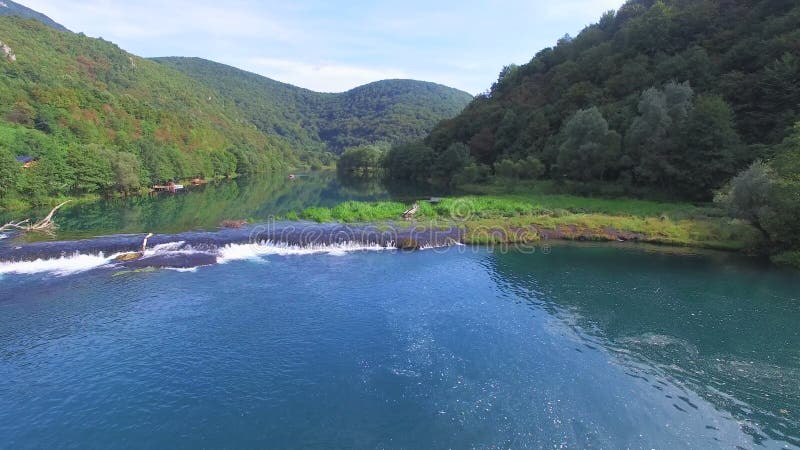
[383,0,800,264]
[0,17,297,206]
[0,0,68,31]
[153,57,474,154]
[387,0,798,198]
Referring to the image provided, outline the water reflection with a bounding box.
[0,172,438,242]
[486,245,800,448]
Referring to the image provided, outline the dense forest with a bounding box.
[0,12,471,208]
[154,57,473,155]
[0,16,303,207]
[383,0,799,263]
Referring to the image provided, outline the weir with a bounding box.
[0,222,464,274]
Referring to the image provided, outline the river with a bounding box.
[0,174,797,448]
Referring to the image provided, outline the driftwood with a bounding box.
[402,203,420,220]
[0,201,71,234]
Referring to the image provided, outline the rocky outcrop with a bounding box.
[1,40,15,62]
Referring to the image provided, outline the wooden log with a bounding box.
[221,219,248,229]
[402,203,420,220]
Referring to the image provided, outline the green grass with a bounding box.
[291,193,761,252]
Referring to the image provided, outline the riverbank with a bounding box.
[288,194,761,251]
[0,176,235,212]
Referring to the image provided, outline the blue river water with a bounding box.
[0,243,798,448]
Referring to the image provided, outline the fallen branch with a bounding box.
[0,219,30,232]
[402,203,420,220]
[0,201,71,233]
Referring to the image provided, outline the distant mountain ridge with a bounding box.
[0,3,473,205]
[0,0,68,31]
[153,57,474,154]
[0,15,296,205]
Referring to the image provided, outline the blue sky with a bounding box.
[23,0,623,94]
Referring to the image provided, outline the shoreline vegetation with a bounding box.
[2,173,791,268]
[284,189,760,253]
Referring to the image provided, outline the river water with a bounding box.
[0,175,798,448]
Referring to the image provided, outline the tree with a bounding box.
[338,144,385,176]
[557,107,620,181]
[385,142,435,181]
[518,157,545,179]
[760,124,800,253]
[109,151,142,194]
[68,145,113,193]
[0,148,20,198]
[469,128,496,165]
[714,160,775,237]
[5,100,35,126]
[432,142,470,183]
[676,95,742,198]
[627,82,693,189]
[718,124,800,262]
[493,110,520,156]
[494,159,520,179]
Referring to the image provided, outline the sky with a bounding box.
[21,0,624,95]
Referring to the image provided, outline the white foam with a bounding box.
[164,267,199,273]
[0,233,7,240]
[148,241,187,253]
[0,252,116,276]
[143,241,205,257]
[218,240,391,263]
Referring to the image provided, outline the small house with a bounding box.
[15,156,39,168]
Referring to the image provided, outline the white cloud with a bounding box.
[22,0,301,41]
[19,0,627,94]
[241,57,409,93]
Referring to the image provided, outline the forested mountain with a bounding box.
[0,16,297,205]
[153,57,473,154]
[388,0,799,200]
[0,0,68,31]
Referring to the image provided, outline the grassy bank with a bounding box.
[289,193,760,251]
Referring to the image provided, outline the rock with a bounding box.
[0,41,15,62]
[396,238,421,250]
[115,252,144,262]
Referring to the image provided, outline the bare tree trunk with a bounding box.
[0,201,71,233]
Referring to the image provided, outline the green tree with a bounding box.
[0,148,19,198]
[494,159,520,179]
[557,107,620,181]
[518,157,545,179]
[714,160,775,237]
[676,95,742,198]
[432,142,470,183]
[627,82,693,189]
[718,124,800,264]
[385,142,435,181]
[24,150,73,198]
[109,151,142,194]
[761,124,800,254]
[469,128,496,165]
[337,144,385,176]
[68,145,113,193]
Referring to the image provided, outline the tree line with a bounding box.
[380,0,800,263]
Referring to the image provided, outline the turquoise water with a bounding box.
[0,173,429,242]
[0,244,798,448]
